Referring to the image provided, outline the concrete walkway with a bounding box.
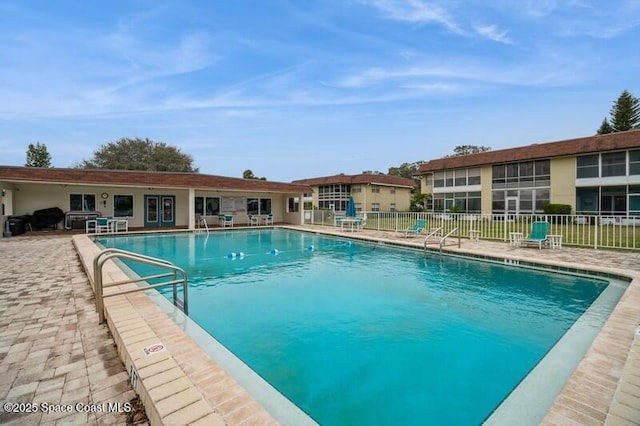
[0,235,142,425]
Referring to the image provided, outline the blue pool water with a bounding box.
[97,229,609,425]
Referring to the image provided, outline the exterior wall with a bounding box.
[12,183,70,218]
[550,157,577,211]
[480,166,493,215]
[281,193,305,225]
[310,184,413,212]
[1,181,15,235]
[194,190,289,226]
[420,175,432,198]
[358,185,411,211]
[4,182,299,230]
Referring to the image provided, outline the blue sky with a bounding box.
[1,1,639,182]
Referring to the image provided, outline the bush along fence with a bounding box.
[303,210,640,251]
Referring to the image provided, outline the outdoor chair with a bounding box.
[219,214,234,227]
[248,215,259,226]
[111,217,129,232]
[520,221,550,249]
[400,219,426,238]
[87,217,111,234]
[263,214,273,225]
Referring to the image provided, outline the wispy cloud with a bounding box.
[359,0,464,34]
[474,25,512,44]
[521,0,559,19]
[332,65,476,88]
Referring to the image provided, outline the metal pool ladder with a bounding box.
[93,248,189,324]
[439,228,460,252]
[423,227,443,250]
[196,215,210,234]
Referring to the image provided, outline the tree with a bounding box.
[388,162,424,180]
[25,142,52,168]
[451,145,491,156]
[76,138,198,172]
[608,90,640,132]
[597,90,640,134]
[243,169,266,180]
[597,118,614,135]
[410,191,430,212]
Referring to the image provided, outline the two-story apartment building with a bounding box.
[292,173,416,213]
[415,130,640,216]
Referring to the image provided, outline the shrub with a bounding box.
[542,204,572,215]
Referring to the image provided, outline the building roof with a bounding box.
[415,129,640,174]
[0,166,311,193]
[292,173,417,188]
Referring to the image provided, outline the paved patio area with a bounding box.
[0,234,143,425]
[2,227,640,425]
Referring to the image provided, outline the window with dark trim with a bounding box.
[70,193,96,211]
[601,151,626,177]
[630,150,640,175]
[577,154,599,178]
[194,196,220,216]
[114,195,133,217]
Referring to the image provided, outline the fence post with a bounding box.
[503,212,507,242]
[594,216,599,250]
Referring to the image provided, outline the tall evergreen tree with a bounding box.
[596,118,614,134]
[25,142,52,167]
[602,90,640,133]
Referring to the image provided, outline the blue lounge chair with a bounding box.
[401,219,426,238]
[520,221,549,249]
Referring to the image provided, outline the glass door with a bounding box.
[144,195,175,227]
[161,196,175,226]
[506,196,519,221]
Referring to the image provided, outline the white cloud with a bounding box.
[474,25,513,44]
[522,0,559,19]
[333,65,467,88]
[360,0,464,34]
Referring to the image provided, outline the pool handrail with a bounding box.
[93,248,189,324]
[423,227,443,249]
[439,228,461,252]
[196,214,210,234]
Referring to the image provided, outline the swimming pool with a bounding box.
[96,229,619,425]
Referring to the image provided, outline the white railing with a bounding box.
[303,210,640,250]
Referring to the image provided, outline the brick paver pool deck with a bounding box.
[0,235,137,425]
[1,226,640,425]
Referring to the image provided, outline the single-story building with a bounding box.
[415,129,640,216]
[0,166,311,236]
[292,173,416,213]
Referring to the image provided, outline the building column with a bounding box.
[188,188,195,230]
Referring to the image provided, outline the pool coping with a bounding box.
[73,226,640,425]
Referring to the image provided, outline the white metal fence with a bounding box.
[303,210,640,250]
